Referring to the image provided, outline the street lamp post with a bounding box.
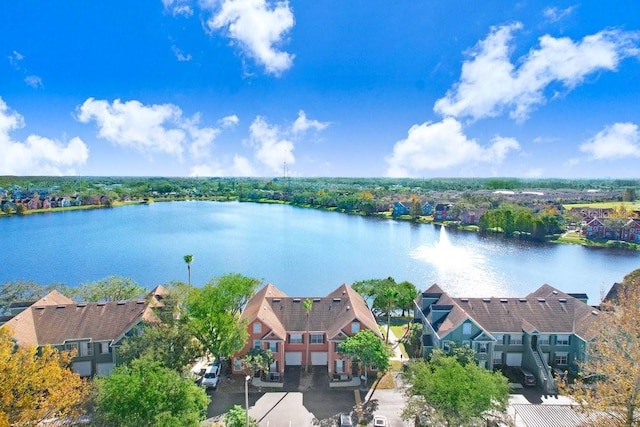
[245,375,251,427]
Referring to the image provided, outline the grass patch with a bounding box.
[374,371,396,389]
[563,201,638,210]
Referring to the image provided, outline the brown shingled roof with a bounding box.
[240,283,381,340]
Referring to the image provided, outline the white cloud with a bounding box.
[77,98,219,161]
[219,114,240,128]
[0,97,88,175]
[162,0,193,17]
[543,5,578,23]
[291,110,329,135]
[24,75,43,88]
[171,45,192,62]
[204,0,295,76]
[8,50,24,69]
[190,155,256,177]
[247,116,294,173]
[385,118,520,177]
[434,24,640,122]
[580,122,640,159]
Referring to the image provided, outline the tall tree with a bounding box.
[403,350,509,426]
[338,329,391,384]
[0,328,88,426]
[94,356,208,427]
[74,276,146,302]
[185,274,261,359]
[183,254,193,286]
[303,298,313,372]
[561,268,640,426]
[379,286,399,343]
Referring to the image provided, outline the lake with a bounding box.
[1,201,639,304]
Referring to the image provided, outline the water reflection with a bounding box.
[409,226,511,297]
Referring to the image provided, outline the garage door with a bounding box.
[71,361,92,377]
[505,352,522,366]
[311,352,328,365]
[96,362,115,376]
[285,352,302,365]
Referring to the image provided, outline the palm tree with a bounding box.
[303,298,313,373]
[381,286,399,344]
[183,254,193,286]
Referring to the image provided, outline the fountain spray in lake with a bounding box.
[409,225,511,297]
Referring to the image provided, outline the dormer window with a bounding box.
[253,322,262,334]
[351,321,360,334]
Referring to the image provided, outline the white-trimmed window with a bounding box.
[442,341,451,352]
[253,340,262,350]
[80,341,93,357]
[268,342,278,352]
[493,351,503,365]
[462,322,472,335]
[310,334,324,344]
[64,342,79,353]
[539,335,550,345]
[351,321,360,334]
[556,335,569,346]
[253,322,262,334]
[494,334,504,345]
[289,333,303,344]
[509,335,523,345]
[99,342,110,354]
[555,352,568,365]
[477,343,487,353]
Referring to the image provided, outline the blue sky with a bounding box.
[1,1,639,178]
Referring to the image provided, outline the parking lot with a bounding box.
[204,367,409,426]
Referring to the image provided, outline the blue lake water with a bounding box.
[1,201,639,304]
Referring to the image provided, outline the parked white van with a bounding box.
[201,362,221,390]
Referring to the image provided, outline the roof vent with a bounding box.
[117,301,126,305]
[482,298,491,303]
[342,290,346,294]
[97,302,106,306]
[35,306,45,310]
[537,298,546,303]
[519,298,527,303]
[591,310,599,316]
[76,303,86,307]
[558,298,567,303]
[346,305,350,310]
[293,298,301,302]
[460,298,469,302]
[500,299,508,303]
[333,298,341,302]
[313,298,321,302]
[273,298,281,303]
[552,290,558,295]
[56,305,66,309]
[136,301,144,305]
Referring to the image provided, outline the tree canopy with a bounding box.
[0,328,88,426]
[74,276,147,302]
[403,348,509,426]
[338,329,391,379]
[561,268,640,426]
[94,356,208,427]
[184,273,261,358]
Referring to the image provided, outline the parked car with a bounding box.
[516,368,536,387]
[373,415,388,426]
[339,412,354,427]
[201,362,221,390]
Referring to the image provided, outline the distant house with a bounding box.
[434,203,453,221]
[459,209,486,225]
[232,284,381,383]
[2,288,164,377]
[392,201,410,216]
[422,202,433,216]
[584,217,640,242]
[414,284,600,394]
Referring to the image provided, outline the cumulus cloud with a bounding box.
[291,110,329,135]
[203,0,295,76]
[247,116,295,173]
[77,98,219,162]
[0,97,88,175]
[543,5,578,23]
[219,114,239,128]
[244,111,328,174]
[385,118,520,177]
[580,122,640,159]
[434,23,640,122]
[190,155,256,177]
